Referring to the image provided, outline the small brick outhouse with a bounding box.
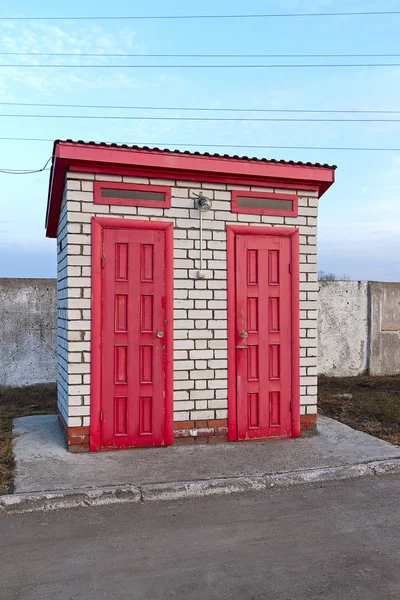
[45,140,335,451]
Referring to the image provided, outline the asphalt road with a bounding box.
[1,475,400,600]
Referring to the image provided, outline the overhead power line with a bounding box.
[1,113,400,122]
[1,62,400,68]
[1,137,400,152]
[0,156,51,174]
[1,101,399,114]
[1,52,400,58]
[0,10,399,20]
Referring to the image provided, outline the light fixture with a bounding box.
[193,193,213,278]
[194,194,212,212]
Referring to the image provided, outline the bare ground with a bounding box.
[0,384,57,494]
[318,375,400,446]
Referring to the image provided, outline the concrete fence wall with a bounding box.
[318,281,370,377]
[0,278,399,386]
[0,279,57,386]
[319,280,400,377]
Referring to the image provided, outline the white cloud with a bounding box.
[0,21,176,97]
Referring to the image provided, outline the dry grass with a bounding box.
[318,376,400,446]
[0,384,57,494]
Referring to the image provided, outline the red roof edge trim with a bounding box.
[45,141,335,238]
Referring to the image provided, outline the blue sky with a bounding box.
[1,0,400,280]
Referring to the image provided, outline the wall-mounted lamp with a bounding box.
[193,194,213,278]
[194,194,213,212]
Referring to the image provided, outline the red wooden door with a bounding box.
[101,226,167,448]
[235,234,292,440]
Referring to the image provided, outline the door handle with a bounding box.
[156,330,164,339]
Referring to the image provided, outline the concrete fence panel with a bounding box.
[0,278,399,385]
[318,281,369,377]
[0,279,57,386]
[370,282,400,376]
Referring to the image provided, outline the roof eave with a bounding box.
[45,141,335,238]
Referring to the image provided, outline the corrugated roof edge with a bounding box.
[54,139,337,170]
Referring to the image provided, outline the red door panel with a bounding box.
[235,234,292,440]
[101,227,167,448]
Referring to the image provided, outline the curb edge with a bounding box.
[1,458,400,514]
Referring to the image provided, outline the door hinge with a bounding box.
[100,410,103,422]
[101,255,105,268]
[289,400,292,412]
[288,263,292,273]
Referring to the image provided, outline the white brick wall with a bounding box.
[57,172,319,427]
[56,191,69,425]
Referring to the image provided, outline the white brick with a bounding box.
[138,207,164,216]
[188,310,212,320]
[216,410,228,419]
[306,386,318,395]
[67,172,94,180]
[95,173,122,182]
[68,191,93,202]
[299,206,318,217]
[122,176,149,184]
[238,214,260,223]
[208,399,227,409]
[69,406,90,417]
[174,391,189,400]
[68,255,91,266]
[69,385,90,395]
[190,410,214,420]
[190,370,215,380]
[66,180,81,191]
[300,376,318,386]
[190,390,214,400]
[174,401,194,411]
[177,180,201,188]
[174,340,195,350]
[171,187,189,197]
[174,411,190,421]
[109,205,137,215]
[174,371,189,380]
[68,417,84,427]
[174,380,195,390]
[208,320,227,329]
[195,400,208,410]
[209,359,227,369]
[190,350,213,359]
[215,370,228,379]
[300,245,317,255]
[174,360,195,370]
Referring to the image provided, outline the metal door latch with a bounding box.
[156,330,164,338]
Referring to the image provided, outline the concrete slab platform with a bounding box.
[12,415,400,495]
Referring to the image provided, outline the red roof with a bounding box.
[46,140,336,238]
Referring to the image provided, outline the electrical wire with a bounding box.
[1,137,400,152]
[1,62,400,68]
[0,101,399,114]
[1,114,400,122]
[0,156,52,174]
[1,52,399,58]
[0,11,399,20]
